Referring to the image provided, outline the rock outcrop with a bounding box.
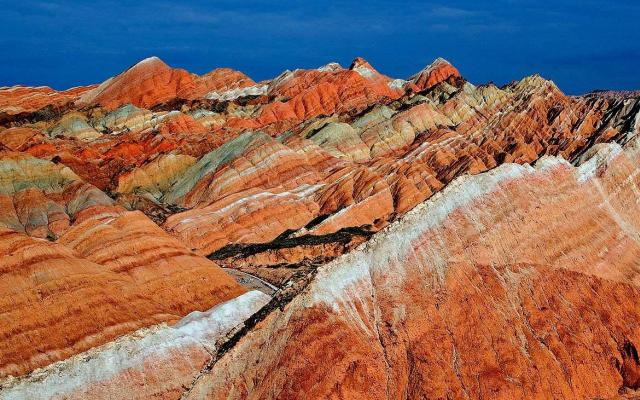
[183,139,640,399]
[0,152,247,377]
[1,54,640,399]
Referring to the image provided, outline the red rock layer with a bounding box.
[180,67,256,99]
[409,57,461,91]
[0,85,95,115]
[0,127,45,151]
[163,81,639,260]
[0,206,245,377]
[77,57,256,110]
[185,140,640,399]
[5,58,635,275]
[0,151,114,238]
[15,109,219,191]
[0,152,246,377]
[232,57,408,134]
[1,55,640,397]
[0,290,270,400]
[77,57,196,110]
[0,58,560,200]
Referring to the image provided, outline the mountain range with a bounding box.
[1,55,639,399]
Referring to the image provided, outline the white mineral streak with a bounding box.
[388,79,407,90]
[352,64,376,79]
[173,184,323,228]
[205,84,268,101]
[317,62,343,72]
[576,143,623,182]
[309,162,533,310]
[0,291,270,400]
[309,137,639,314]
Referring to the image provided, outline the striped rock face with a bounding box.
[0,85,95,115]
[181,139,640,400]
[0,153,246,378]
[1,56,640,398]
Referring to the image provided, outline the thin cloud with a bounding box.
[430,6,478,18]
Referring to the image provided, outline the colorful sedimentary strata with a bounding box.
[1,55,639,399]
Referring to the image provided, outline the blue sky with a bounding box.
[1,0,639,94]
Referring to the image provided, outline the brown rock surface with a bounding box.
[2,55,640,398]
[0,152,246,378]
[184,139,640,399]
[77,57,196,110]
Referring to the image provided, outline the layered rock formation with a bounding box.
[0,290,269,400]
[182,138,640,400]
[0,85,95,115]
[1,54,640,399]
[0,153,246,378]
[76,57,258,111]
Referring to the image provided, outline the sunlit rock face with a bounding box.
[75,57,257,111]
[0,151,112,238]
[0,290,270,400]
[409,57,461,91]
[0,152,246,378]
[1,54,640,399]
[184,139,640,400]
[0,85,95,115]
[159,75,639,271]
[76,57,195,110]
[0,215,247,378]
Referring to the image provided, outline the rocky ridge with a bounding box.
[1,55,639,399]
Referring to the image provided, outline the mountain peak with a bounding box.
[317,62,343,72]
[125,56,170,75]
[78,56,192,109]
[136,55,163,65]
[349,57,381,79]
[510,74,559,94]
[409,57,461,91]
[431,57,453,66]
[349,57,372,69]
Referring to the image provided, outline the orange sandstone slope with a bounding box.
[5,126,640,399]
[76,56,189,110]
[185,138,640,400]
[1,55,640,398]
[0,85,95,117]
[0,152,247,378]
[75,56,258,111]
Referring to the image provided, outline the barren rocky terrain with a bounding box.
[1,55,639,399]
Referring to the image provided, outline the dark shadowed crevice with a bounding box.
[208,226,373,260]
[619,339,640,391]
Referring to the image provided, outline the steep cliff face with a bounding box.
[183,139,640,399]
